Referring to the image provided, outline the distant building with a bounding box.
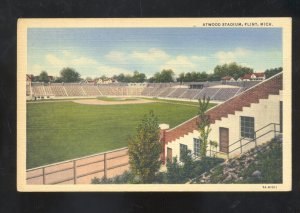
[221,76,235,82]
[84,79,96,84]
[48,76,54,82]
[242,73,265,81]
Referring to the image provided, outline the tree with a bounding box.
[177,71,208,82]
[198,95,212,158]
[166,157,183,183]
[265,67,282,79]
[153,72,161,83]
[99,75,107,81]
[128,111,162,183]
[213,62,253,80]
[147,76,155,83]
[199,71,208,82]
[115,73,125,82]
[123,74,133,82]
[191,72,198,82]
[177,72,185,83]
[184,72,192,82]
[60,67,81,82]
[160,69,175,82]
[132,71,146,83]
[38,71,49,82]
[207,73,221,81]
[54,77,62,83]
[152,69,175,83]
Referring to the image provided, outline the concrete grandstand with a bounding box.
[27,81,260,102]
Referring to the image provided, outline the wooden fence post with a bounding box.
[104,153,107,179]
[73,160,77,184]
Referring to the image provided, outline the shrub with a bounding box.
[91,171,136,184]
[241,140,282,183]
[165,150,224,184]
[166,157,184,183]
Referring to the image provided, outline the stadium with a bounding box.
[22,24,287,185]
[26,79,259,102]
[25,73,283,184]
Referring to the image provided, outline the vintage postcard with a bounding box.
[17,18,292,191]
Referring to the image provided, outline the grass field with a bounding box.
[27,99,216,168]
[97,97,138,101]
[143,97,201,106]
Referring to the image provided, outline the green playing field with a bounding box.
[26,99,215,168]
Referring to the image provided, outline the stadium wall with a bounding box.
[164,91,282,162]
[161,73,283,163]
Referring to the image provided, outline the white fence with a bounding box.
[26,147,129,184]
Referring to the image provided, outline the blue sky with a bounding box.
[28,28,282,78]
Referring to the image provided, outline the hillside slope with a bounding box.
[191,135,282,184]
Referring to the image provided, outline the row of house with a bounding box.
[222,73,266,82]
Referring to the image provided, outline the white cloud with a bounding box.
[105,48,170,68]
[214,48,250,64]
[30,64,44,75]
[97,64,132,76]
[62,50,72,57]
[71,56,98,66]
[130,48,170,62]
[240,62,251,67]
[46,54,66,67]
[191,55,207,61]
[105,51,127,63]
[160,55,197,74]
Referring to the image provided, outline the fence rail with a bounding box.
[207,123,281,159]
[26,147,129,185]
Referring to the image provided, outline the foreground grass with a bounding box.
[27,101,204,168]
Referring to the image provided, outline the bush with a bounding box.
[166,157,184,183]
[193,157,224,177]
[91,171,137,184]
[165,150,224,184]
[241,140,282,183]
[208,165,225,183]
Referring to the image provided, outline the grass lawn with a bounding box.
[143,97,216,107]
[27,99,215,168]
